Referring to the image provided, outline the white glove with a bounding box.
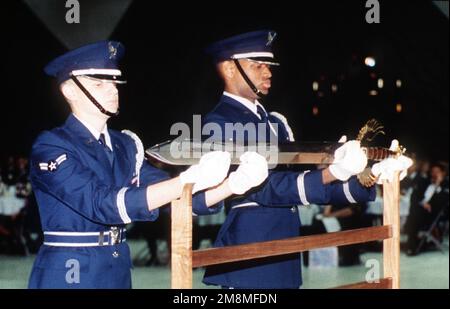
[179,151,231,193]
[329,140,368,181]
[228,152,269,195]
[371,140,413,184]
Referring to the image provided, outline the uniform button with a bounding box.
[291,206,297,213]
[112,251,119,258]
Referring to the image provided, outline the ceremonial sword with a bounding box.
[145,119,406,187]
[146,119,403,165]
[145,139,398,166]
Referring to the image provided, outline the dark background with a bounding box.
[1,0,448,162]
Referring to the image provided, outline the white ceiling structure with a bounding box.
[23,0,133,49]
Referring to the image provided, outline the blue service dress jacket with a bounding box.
[202,94,375,288]
[28,114,219,288]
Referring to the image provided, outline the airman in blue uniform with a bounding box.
[28,41,270,288]
[201,30,377,289]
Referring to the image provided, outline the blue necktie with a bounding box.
[256,105,268,122]
[99,133,114,167]
[256,105,275,141]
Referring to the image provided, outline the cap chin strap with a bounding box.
[233,59,266,99]
[70,76,119,117]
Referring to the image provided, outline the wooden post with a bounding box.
[382,172,401,289]
[171,184,194,289]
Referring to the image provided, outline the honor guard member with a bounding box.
[28,41,269,288]
[201,31,412,288]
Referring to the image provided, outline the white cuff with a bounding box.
[297,171,310,205]
[117,187,131,224]
[343,182,357,203]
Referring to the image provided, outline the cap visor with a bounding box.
[246,57,280,66]
[82,74,127,84]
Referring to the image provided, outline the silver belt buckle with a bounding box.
[110,227,120,245]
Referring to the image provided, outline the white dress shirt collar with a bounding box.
[222,91,277,137]
[73,114,113,151]
[223,91,267,120]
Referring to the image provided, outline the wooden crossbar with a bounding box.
[192,225,391,268]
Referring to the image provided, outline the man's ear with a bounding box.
[60,80,78,101]
[218,60,236,79]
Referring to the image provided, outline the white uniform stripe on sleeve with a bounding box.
[297,171,310,205]
[343,182,357,203]
[117,187,131,224]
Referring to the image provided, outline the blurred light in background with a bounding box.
[312,81,319,91]
[331,84,338,93]
[364,56,376,67]
[377,78,384,88]
[312,106,319,116]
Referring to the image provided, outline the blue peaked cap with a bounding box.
[205,30,279,65]
[44,41,125,84]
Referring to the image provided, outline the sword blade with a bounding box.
[145,139,340,166]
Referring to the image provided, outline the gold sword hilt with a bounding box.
[358,144,406,187]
